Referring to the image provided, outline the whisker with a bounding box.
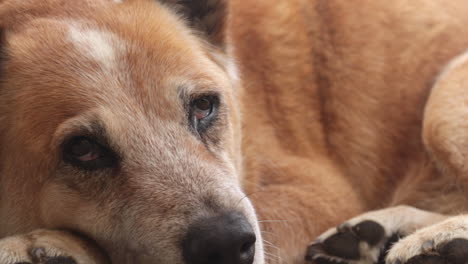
[263,239,281,249]
[258,220,288,223]
[261,230,279,237]
[264,251,284,264]
[262,238,284,264]
[263,242,281,251]
[235,189,269,207]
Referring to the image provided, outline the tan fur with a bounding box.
[2,0,468,264]
[230,0,468,262]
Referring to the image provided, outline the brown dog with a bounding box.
[1,0,468,264]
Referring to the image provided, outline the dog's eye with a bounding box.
[192,97,214,120]
[190,94,220,134]
[190,95,219,134]
[63,137,117,170]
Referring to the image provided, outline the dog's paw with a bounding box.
[386,216,468,264]
[305,206,446,264]
[0,229,109,264]
[305,219,396,264]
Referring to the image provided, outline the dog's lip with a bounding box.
[85,231,156,262]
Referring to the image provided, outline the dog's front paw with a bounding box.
[305,206,446,264]
[386,216,468,264]
[0,229,109,264]
[305,219,396,264]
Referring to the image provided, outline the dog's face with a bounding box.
[0,0,263,263]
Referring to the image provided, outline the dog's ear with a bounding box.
[159,0,228,48]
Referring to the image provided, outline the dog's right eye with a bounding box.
[63,137,117,171]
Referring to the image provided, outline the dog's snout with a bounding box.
[183,212,256,264]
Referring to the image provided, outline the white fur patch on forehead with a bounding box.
[67,23,124,71]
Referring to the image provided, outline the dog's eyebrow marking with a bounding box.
[53,114,112,150]
[67,24,122,71]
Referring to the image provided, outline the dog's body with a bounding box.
[235,1,468,262]
[1,0,468,264]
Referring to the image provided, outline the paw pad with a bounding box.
[439,238,468,264]
[43,256,77,264]
[306,220,387,262]
[398,238,468,264]
[352,220,386,246]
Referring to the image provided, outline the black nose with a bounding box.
[182,211,256,264]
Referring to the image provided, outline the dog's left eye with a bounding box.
[63,137,117,170]
[192,97,214,120]
[189,95,219,134]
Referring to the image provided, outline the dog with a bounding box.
[2,0,468,264]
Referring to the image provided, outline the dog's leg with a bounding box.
[375,49,468,264]
[247,157,367,264]
[305,206,448,264]
[423,50,468,184]
[0,229,108,264]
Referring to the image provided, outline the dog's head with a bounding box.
[0,0,263,263]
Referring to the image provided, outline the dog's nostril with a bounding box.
[183,212,256,264]
[240,234,256,253]
[240,234,256,262]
